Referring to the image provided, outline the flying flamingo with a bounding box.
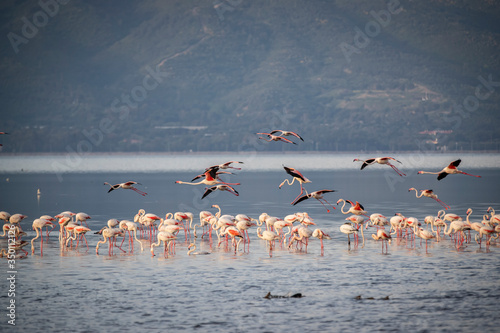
[175,167,240,186]
[311,228,331,256]
[337,199,368,217]
[408,188,450,209]
[417,159,481,180]
[269,130,304,142]
[207,161,244,170]
[31,218,54,255]
[104,181,147,196]
[201,184,239,199]
[257,133,297,145]
[293,189,337,213]
[279,166,312,204]
[353,157,405,176]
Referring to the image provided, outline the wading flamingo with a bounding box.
[312,228,331,256]
[486,207,500,224]
[187,242,211,255]
[31,218,54,255]
[104,181,147,196]
[408,188,450,209]
[417,159,481,180]
[257,227,280,256]
[340,222,358,247]
[151,231,177,257]
[353,157,405,176]
[371,228,392,253]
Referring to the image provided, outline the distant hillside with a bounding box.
[1,0,499,153]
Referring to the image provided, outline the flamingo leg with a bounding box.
[131,187,148,196]
[458,171,481,178]
[388,162,406,176]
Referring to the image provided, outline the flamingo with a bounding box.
[417,159,481,180]
[353,157,405,176]
[207,161,244,170]
[187,242,210,255]
[269,130,304,142]
[96,227,124,255]
[413,224,435,253]
[340,222,358,247]
[288,226,313,252]
[312,228,331,255]
[66,225,91,250]
[408,188,450,209]
[75,212,92,227]
[151,231,177,257]
[201,184,239,199]
[257,227,280,256]
[218,226,244,253]
[31,218,54,255]
[119,220,144,252]
[104,181,147,196]
[345,215,366,244]
[371,228,392,253]
[175,167,240,186]
[293,189,337,213]
[279,166,312,204]
[257,132,297,145]
[486,207,500,224]
[337,199,368,217]
[475,224,495,248]
[0,211,11,223]
[9,214,27,231]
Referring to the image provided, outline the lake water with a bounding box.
[1,153,499,332]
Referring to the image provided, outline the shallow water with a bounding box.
[1,153,499,332]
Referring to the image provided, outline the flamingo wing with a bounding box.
[450,159,461,168]
[437,172,449,181]
[283,166,307,181]
[292,194,311,205]
[201,187,216,199]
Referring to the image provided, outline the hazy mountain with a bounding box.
[1,0,499,153]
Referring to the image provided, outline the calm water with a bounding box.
[1,153,499,332]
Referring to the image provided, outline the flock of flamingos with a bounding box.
[1,141,499,258]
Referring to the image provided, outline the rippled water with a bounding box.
[1,153,499,332]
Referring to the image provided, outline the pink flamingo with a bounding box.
[408,188,450,209]
[269,130,304,142]
[279,166,312,204]
[201,184,239,199]
[151,231,177,257]
[312,228,331,256]
[257,132,298,145]
[371,228,392,253]
[31,218,54,255]
[293,189,337,213]
[418,159,481,180]
[353,157,405,176]
[104,181,147,196]
[337,199,368,217]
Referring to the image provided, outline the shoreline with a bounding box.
[1,150,499,157]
